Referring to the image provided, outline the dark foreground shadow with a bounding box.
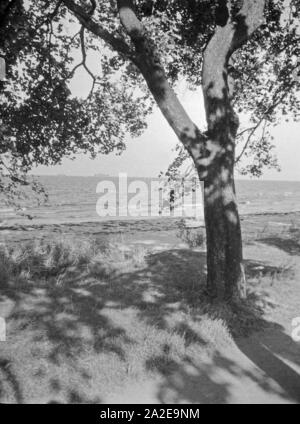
[0,246,299,403]
[236,329,300,403]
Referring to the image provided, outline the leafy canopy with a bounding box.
[0,0,299,208]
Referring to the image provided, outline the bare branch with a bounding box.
[0,157,30,185]
[47,20,54,85]
[236,126,257,139]
[235,119,265,164]
[235,74,297,164]
[49,25,98,99]
[79,26,98,98]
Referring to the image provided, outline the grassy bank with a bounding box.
[0,221,300,403]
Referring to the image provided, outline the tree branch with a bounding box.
[202,0,267,128]
[61,0,133,59]
[235,119,265,164]
[232,0,266,51]
[117,0,207,161]
[235,76,297,164]
[79,25,99,98]
[60,0,209,178]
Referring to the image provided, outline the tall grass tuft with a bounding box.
[0,238,148,286]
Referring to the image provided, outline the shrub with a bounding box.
[177,219,205,248]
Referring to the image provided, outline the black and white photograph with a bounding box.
[0,0,300,405]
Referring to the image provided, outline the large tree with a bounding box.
[1,0,299,300]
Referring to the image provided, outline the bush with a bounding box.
[177,219,205,248]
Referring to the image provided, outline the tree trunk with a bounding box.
[199,96,246,301]
[203,163,246,301]
[114,0,267,302]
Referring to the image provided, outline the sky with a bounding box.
[30,16,300,182]
[31,83,300,180]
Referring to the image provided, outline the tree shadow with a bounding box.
[259,236,300,256]
[1,246,300,403]
[0,358,23,403]
[118,250,300,403]
[236,328,300,403]
[104,249,300,403]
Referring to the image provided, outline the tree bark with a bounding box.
[200,0,266,300]
[200,25,243,300]
[200,92,246,301]
[203,156,245,301]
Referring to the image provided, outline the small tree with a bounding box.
[1,0,299,300]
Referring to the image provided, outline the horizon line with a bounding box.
[29,174,300,182]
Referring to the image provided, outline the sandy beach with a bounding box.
[1,210,300,247]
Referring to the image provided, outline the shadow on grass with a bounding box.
[0,245,300,403]
[0,358,23,403]
[259,236,300,256]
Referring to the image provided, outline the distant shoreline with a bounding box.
[1,210,299,249]
[30,174,300,182]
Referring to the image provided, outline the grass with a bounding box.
[0,227,299,403]
[0,238,148,284]
[0,238,232,402]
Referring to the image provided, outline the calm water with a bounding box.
[1,176,300,225]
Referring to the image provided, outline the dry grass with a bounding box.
[0,238,148,284]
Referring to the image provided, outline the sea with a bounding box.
[1,176,300,226]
